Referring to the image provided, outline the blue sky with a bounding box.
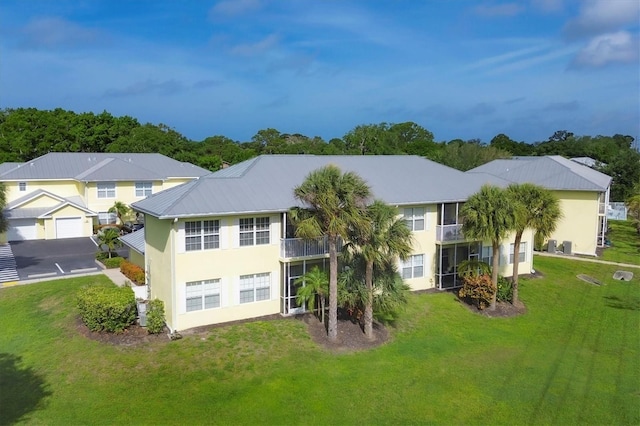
[1,0,638,143]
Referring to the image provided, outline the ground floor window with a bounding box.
[239,273,271,303]
[186,279,221,312]
[98,212,117,225]
[509,242,526,264]
[401,254,424,279]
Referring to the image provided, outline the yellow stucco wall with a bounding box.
[43,205,94,239]
[402,204,437,291]
[549,190,599,256]
[4,180,82,203]
[128,250,145,269]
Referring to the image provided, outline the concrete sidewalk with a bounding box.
[534,251,640,269]
[102,267,130,287]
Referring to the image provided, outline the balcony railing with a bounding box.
[598,203,606,215]
[280,236,330,258]
[436,224,465,242]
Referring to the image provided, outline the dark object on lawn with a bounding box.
[577,274,602,286]
[613,271,634,281]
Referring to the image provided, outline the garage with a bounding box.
[55,217,84,239]
[7,218,37,241]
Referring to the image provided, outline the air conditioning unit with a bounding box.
[547,239,557,253]
[563,241,572,255]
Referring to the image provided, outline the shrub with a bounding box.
[146,299,166,334]
[102,256,124,269]
[76,285,136,333]
[120,260,145,285]
[496,276,513,303]
[458,274,495,310]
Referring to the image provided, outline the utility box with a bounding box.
[137,301,147,327]
[547,239,557,253]
[563,241,572,255]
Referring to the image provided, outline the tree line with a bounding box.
[1,108,638,200]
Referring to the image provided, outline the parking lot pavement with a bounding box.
[10,237,105,281]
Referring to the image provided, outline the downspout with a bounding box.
[170,217,178,333]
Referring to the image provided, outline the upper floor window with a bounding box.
[404,208,425,231]
[186,279,220,312]
[401,254,424,279]
[97,182,116,199]
[239,273,271,303]
[239,217,270,246]
[135,182,153,197]
[18,182,27,192]
[509,242,526,264]
[185,220,220,251]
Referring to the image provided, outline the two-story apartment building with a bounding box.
[468,156,611,256]
[131,155,535,332]
[0,153,210,242]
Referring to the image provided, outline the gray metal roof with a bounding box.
[132,155,512,219]
[468,155,611,191]
[0,162,22,175]
[0,152,211,182]
[5,189,96,219]
[120,229,145,254]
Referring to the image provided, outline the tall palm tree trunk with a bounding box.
[490,241,499,310]
[364,260,374,340]
[511,232,523,304]
[328,236,339,342]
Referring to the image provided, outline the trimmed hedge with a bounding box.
[120,260,145,285]
[76,285,136,333]
[103,257,124,269]
[146,299,166,334]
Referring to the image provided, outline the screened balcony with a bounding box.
[280,236,330,259]
[436,224,465,242]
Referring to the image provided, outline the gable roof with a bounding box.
[0,152,210,182]
[467,155,611,191]
[132,155,511,219]
[5,189,96,219]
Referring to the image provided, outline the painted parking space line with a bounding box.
[55,263,64,273]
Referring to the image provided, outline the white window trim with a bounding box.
[185,279,221,312]
[239,273,271,304]
[18,182,27,192]
[401,254,424,279]
[97,182,116,199]
[185,220,220,251]
[239,217,270,246]
[509,242,526,264]
[135,182,153,198]
[404,207,426,232]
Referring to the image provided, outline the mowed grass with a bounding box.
[1,257,639,425]
[600,220,640,266]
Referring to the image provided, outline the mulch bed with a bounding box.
[75,317,169,346]
[300,313,390,353]
[458,299,527,317]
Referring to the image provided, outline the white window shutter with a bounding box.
[220,277,227,308]
[271,270,278,300]
[176,221,185,254]
[219,218,228,249]
[177,282,186,314]
[232,218,239,248]
[270,215,278,245]
[232,276,239,305]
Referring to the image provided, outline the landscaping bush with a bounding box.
[458,274,494,310]
[120,260,145,285]
[102,256,124,269]
[146,299,166,334]
[76,285,136,333]
[496,276,513,303]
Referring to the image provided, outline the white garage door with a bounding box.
[8,219,37,241]
[55,217,84,239]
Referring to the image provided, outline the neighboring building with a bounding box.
[0,153,210,242]
[570,157,606,169]
[131,155,535,332]
[468,155,611,256]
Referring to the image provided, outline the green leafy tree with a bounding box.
[436,140,511,171]
[460,185,522,310]
[291,165,371,342]
[345,200,412,339]
[294,266,329,325]
[506,183,562,303]
[98,228,122,258]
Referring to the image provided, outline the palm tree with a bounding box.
[291,165,371,342]
[294,266,329,325]
[460,185,522,310]
[0,182,7,233]
[627,194,640,233]
[506,183,562,303]
[345,200,412,340]
[97,228,122,258]
[108,201,130,225]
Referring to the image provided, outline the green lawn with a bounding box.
[1,257,639,425]
[600,220,640,266]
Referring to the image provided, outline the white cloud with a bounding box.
[564,0,640,39]
[474,3,525,17]
[572,31,639,67]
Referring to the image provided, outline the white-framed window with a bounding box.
[186,279,221,312]
[135,182,153,197]
[185,220,220,251]
[482,246,502,266]
[18,182,27,192]
[239,273,271,303]
[98,212,117,225]
[239,217,270,246]
[510,242,526,264]
[404,208,425,231]
[401,254,424,279]
[97,182,116,199]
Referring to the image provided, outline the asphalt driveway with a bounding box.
[10,237,127,281]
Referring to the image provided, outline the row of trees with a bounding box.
[1,108,638,200]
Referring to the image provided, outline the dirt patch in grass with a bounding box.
[76,317,170,346]
[458,299,527,318]
[300,313,390,353]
